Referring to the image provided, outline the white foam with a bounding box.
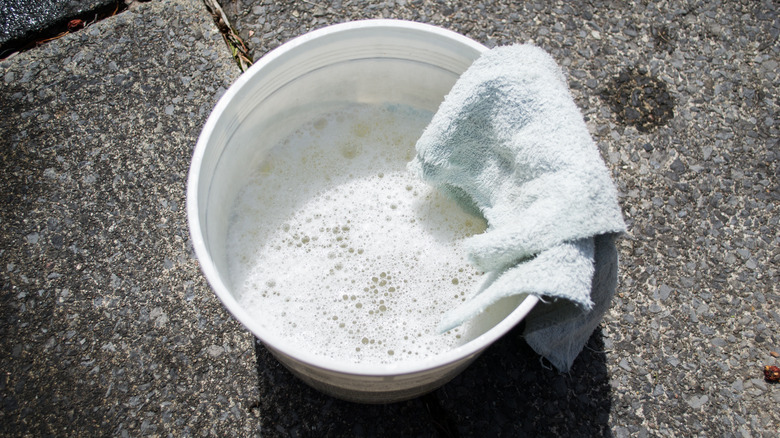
[226,104,487,364]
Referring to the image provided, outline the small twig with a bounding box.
[539,356,553,370]
[34,31,69,45]
[301,0,327,7]
[202,0,253,71]
[583,344,612,354]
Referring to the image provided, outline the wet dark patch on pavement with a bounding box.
[600,68,675,133]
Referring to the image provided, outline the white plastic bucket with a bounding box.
[187,19,538,403]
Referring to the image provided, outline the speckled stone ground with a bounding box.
[1,0,778,436]
[1,0,258,435]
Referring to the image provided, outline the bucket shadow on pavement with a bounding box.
[253,323,611,437]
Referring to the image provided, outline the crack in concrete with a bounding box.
[0,0,128,59]
[203,0,252,71]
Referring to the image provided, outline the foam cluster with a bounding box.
[226,104,487,364]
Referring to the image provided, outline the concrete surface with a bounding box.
[1,0,778,436]
[1,0,257,435]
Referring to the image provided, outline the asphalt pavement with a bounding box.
[1,0,778,436]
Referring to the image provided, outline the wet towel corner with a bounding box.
[409,44,626,372]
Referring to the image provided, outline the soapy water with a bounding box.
[227,103,488,364]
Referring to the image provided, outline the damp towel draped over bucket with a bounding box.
[409,44,626,372]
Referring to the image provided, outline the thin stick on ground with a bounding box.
[202,0,253,72]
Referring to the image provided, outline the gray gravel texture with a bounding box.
[222,0,780,436]
[0,0,258,436]
[0,0,119,49]
[0,0,777,436]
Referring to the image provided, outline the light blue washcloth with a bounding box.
[409,44,626,372]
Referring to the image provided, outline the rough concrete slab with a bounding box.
[0,0,118,50]
[0,0,258,435]
[222,0,779,436]
[1,0,778,436]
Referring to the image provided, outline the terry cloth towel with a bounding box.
[409,44,626,372]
